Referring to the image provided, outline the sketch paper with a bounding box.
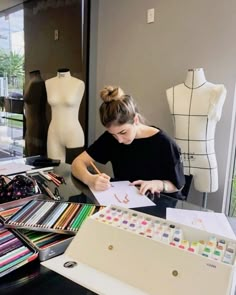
[90,181,155,208]
[167,208,236,239]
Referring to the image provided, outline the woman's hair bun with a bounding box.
[100,85,124,102]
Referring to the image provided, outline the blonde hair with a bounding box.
[99,85,143,127]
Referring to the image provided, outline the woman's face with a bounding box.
[107,122,137,144]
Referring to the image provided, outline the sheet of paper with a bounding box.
[0,162,33,175]
[167,208,236,239]
[90,181,155,208]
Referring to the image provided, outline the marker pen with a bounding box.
[121,219,129,229]
[125,222,135,232]
[172,236,181,246]
[145,227,153,238]
[188,241,199,254]
[198,240,206,254]
[217,239,226,251]
[228,242,236,252]
[168,224,176,238]
[222,247,235,265]
[140,219,149,232]
[130,213,138,223]
[178,239,189,250]
[122,211,129,219]
[105,215,113,224]
[152,227,163,241]
[202,247,211,258]
[211,246,224,261]
[172,228,183,241]
[161,231,171,244]
[161,222,168,231]
[116,209,123,217]
[153,220,161,231]
[110,207,117,215]
[111,216,121,227]
[206,241,215,253]
[222,243,236,265]
[209,236,217,247]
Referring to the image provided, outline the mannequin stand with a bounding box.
[202,192,208,209]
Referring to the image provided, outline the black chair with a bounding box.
[179,174,193,201]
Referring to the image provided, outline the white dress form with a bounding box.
[46,69,85,162]
[166,68,226,194]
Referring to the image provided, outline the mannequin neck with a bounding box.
[57,69,71,78]
[184,68,207,89]
[30,70,41,79]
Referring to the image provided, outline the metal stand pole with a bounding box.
[202,192,208,209]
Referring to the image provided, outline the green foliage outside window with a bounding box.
[229,177,236,216]
[0,49,24,90]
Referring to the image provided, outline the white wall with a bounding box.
[89,0,236,212]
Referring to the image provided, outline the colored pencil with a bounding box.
[90,161,102,174]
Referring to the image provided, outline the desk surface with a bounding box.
[0,161,221,295]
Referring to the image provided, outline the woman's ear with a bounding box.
[134,114,139,125]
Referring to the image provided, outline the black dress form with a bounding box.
[24,70,48,156]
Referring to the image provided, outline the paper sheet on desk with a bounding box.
[0,162,33,175]
[90,181,155,208]
[167,208,236,239]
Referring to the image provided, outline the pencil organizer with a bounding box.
[0,197,74,262]
[4,200,105,235]
[60,205,236,295]
[18,229,74,261]
[0,220,38,278]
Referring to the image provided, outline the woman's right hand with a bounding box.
[90,173,111,191]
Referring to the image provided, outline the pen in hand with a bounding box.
[90,161,102,174]
[90,161,113,187]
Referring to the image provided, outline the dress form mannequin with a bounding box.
[24,70,48,156]
[46,69,85,162]
[166,68,226,196]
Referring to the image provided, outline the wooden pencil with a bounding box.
[90,161,101,174]
[90,161,113,187]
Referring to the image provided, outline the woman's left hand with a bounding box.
[130,180,163,195]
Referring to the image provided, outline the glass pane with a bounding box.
[228,151,236,216]
[0,7,24,160]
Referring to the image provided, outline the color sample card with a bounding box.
[90,181,155,208]
[0,223,37,277]
[5,200,104,234]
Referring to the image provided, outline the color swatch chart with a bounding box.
[5,200,104,234]
[93,205,236,265]
[0,223,37,277]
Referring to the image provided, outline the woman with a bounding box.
[72,86,185,197]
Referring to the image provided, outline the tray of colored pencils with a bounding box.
[4,200,105,235]
[0,220,38,277]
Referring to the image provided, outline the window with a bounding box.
[0,7,24,160]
